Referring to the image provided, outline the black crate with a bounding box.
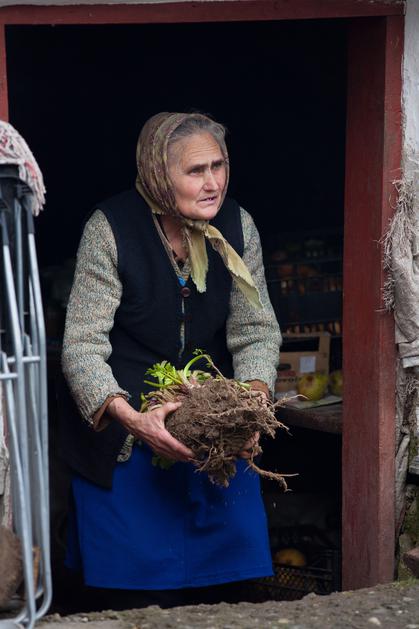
[266,263,342,335]
[265,230,343,337]
[250,549,340,602]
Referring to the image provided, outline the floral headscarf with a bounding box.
[135,112,262,309]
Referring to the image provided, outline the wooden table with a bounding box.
[277,403,342,435]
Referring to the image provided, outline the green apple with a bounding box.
[329,370,343,397]
[297,372,328,401]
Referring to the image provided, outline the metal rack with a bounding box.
[0,166,51,628]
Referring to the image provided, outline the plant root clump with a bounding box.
[165,378,290,489]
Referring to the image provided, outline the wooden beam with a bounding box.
[342,14,403,589]
[0,0,404,26]
[0,24,8,120]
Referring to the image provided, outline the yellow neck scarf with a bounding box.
[135,112,262,309]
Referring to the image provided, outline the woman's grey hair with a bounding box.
[167,114,228,162]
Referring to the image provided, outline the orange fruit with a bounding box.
[274,548,307,567]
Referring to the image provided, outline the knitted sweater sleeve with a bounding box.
[226,207,282,395]
[61,210,129,423]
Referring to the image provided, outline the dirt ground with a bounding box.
[40,580,419,629]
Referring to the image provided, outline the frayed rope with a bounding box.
[381,178,417,311]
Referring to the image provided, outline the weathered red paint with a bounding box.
[342,15,403,589]
[0,0,404,591]
[0,25,8,121]
[0,0,404,26]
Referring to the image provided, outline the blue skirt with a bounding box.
[66,444,273,590]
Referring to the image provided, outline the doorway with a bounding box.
[0,0,402,594]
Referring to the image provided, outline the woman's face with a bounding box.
[168,132,227,221]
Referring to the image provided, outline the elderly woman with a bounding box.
[61,112,281,609]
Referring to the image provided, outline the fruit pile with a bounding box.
[297,369,343,401]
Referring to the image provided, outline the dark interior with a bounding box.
[6,19,346,611]
[6,20,346,265]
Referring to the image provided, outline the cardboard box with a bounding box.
[279,332,331,377]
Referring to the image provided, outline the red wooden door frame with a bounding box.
[343,15,403,589]
[0,0,404,590]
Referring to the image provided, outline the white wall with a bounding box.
[404,0,419,448]
[403,0,419,184]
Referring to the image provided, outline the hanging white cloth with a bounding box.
[0,120,46,215]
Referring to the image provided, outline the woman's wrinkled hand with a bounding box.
[136,402,194,462]
[107,398,194,462]
[238,431,261,459]
[249,389,269,407]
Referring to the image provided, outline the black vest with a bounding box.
[58,189,244,488]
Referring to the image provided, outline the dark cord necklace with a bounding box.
[157,215,186,267]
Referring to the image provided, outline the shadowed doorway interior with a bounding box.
[6,19,346,611]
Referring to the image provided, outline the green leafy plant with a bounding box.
[143,349,221,389]
[140,349,250,412]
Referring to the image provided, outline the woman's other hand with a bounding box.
[107,397,194,462]
[238,381,269,459]
[238,431,261,459]
[247,380,270,401]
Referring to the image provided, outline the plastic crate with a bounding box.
[266,262,342,334]
[265,230,343,337]
[250,549,340,602]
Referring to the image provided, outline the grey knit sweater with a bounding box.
[62,207,281,425]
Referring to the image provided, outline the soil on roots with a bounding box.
[165,378,288,488]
